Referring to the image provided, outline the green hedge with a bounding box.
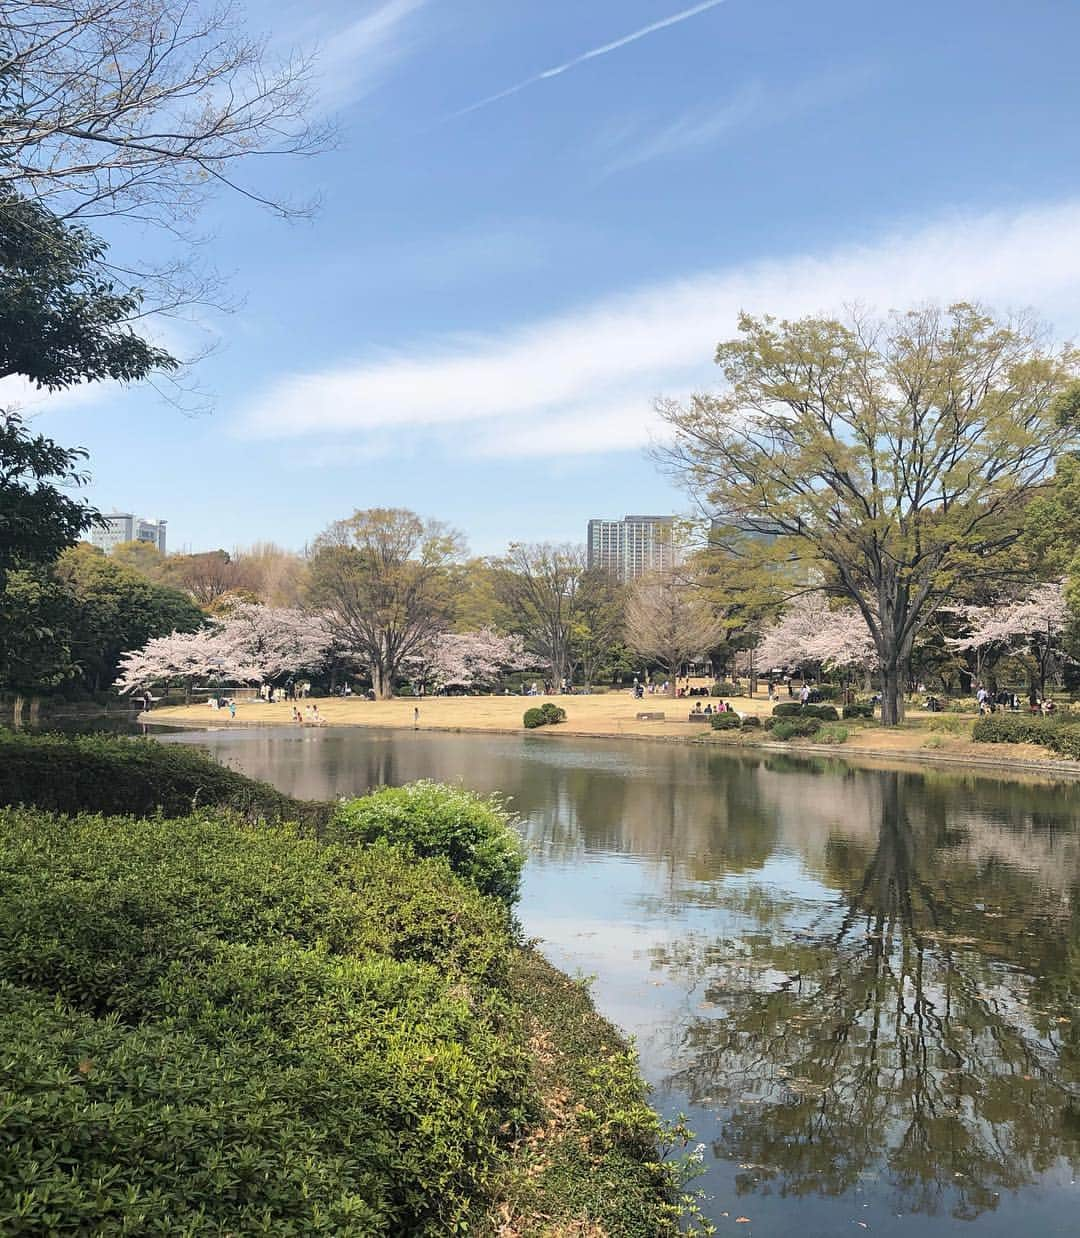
[709,711,741,730]
[524,707,545,728]
[329,781,525,908]
[972,714,1080,759]
[772,703,839,722]
[0,807,530,1235]
[741,714,762,729]
[771,718,822,740]
[843,703,875,720]
[0,730,327,827]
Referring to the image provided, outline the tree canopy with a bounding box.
[659,304,1079,722]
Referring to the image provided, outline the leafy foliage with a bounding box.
[524,706,546,729]
[540,702,567,725]
[771,718,823,740]
[0,807,526,1235]
[843,703,876,719]
[972,713,1080,759]
[330,782,525,908]
[710,711,741,730]
[0,731,328,826]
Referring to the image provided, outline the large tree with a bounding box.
[492,543,585,688]
[659,305,1079,723]
[571,566,626,687]
[309,509,464,699]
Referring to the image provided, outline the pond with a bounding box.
[157,726,1080,1236]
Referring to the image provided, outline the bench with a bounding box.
[636,711,666,721]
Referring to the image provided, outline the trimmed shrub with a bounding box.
[0,730,326,827]
[771,718,822,741]
[772,702,803,717]
[0,807,530,1235]
[524,707,546,729]
[709,681,743,697]
[710,711,741,731]
[741,714,762,729]
[803,704,840,722]
[843,703,875,720]
[972,713,1080,760]
[330,782,525,907]
[763,716,778,731]
[815,723,849,745]
[811,684,839,701]
[540,702,567,725]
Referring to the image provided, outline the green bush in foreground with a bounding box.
[771,717,822,741]
[330,781,525,907]
[523,707,545,728]
[772,702,802,717]
[814,723,849,745]
[0,729,326,826]
[540,702,567,725]
[741,714,762,729]
[972,713,1080,759]
[709,711,741,731]
[0,807,530,1236]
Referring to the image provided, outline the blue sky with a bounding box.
[15,0,1080,554]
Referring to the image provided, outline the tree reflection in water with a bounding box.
[657,772,1080,1220]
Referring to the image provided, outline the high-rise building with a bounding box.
[90,512,168,554]
[586,515,676,582]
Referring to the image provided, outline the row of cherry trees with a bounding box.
[748,580,1071,698]
[117,605,534,696]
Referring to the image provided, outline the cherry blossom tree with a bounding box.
[625,569,724,695]
[951,580,1068,699]
[117,605,332,695]
[406,628,532,693]
[756,593,878,674]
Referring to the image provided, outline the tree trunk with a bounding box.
[28,697,40,726]
[879,662,905,725]
[12,695,24,728]
[372,663,393,700]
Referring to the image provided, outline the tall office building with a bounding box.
[90,512,168,554]
[586,515,676,582]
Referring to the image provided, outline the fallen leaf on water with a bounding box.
[736,1218,751,1224]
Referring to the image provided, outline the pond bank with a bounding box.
[0,730,685,1235]
[146,694,1080,783]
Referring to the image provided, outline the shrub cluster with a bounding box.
[740,714,762,729]
[815,723,850,745]
[972,714,1080,760]
[771,703,840,722]
[524,702,567,730]
[0,730,327,827]
[771,717,823,740]
[709,681,744,697]
[842,703,875,720]
[329,781,525,907]
[709,711,741,731]
[0,807,531,1235]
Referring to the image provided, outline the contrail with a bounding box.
[448,0,730,120]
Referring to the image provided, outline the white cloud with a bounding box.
[235,198,1080,459]
[307,0,428,112]
[598,65,878,176]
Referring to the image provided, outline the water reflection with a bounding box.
[659,770,1080,1220]
[160,728,1080,1234]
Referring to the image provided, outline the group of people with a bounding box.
[689,699,735,716]
[632,678,671,699]
[261,679,311,703]
[290,703,325,726]
[975,685,1049,715]
[207,696,237,718]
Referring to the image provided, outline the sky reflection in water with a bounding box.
[161,728,1080,1236]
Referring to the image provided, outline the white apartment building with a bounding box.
[90,512,168,554]
[586,515,676,582]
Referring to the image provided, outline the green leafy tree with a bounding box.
[0,194,175,389]
[659,305,1078,722]
[492,543,585,688]
[55,545,204,691]
[309,509,465,699]
[0,567,76,702]
[571,567,626,686]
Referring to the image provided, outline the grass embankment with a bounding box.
[0,733,681,1236]
[149,690,1080,769]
